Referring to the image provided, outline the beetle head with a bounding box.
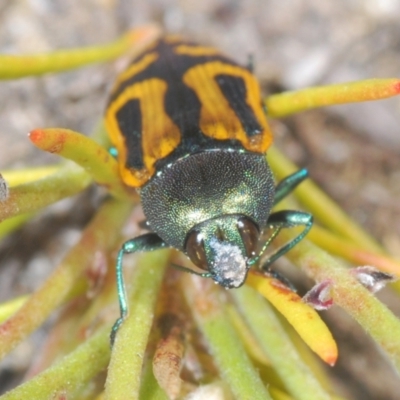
[184,214,259,288]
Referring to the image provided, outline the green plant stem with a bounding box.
[0,199,132,359]
[232,286,333,400]
[105,250,171,400]
[0,163,92,222]
[266,79,400,117]
[139,358,170,400]
[0,296,27,324]
[0,326,110,399]
[0,213,32,240]
[0,27,159,79]
[1,165,61,186]
[279,232,400,373]
[29,128,132,200]
[181,274,272,400]
[308,224,400,276]
[267,146,383,253]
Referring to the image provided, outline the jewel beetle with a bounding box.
[104,36,313,341]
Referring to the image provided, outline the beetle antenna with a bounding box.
[248,226,282,266]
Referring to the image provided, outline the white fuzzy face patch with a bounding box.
[209,238,247,288]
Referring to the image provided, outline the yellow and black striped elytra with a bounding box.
[105,36,273,188]
[106,36,313,344]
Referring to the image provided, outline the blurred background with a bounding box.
[1,1,400,398]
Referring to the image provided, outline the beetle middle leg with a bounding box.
[111,233,168,345]
[273,169,308,205]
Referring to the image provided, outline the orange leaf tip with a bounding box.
[392,80,400,94]
[28,129,44,143]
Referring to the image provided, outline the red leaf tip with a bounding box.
[28,129,44,142]
[392,80,400,94]
[325,355,338,367]
[303,280,334,310]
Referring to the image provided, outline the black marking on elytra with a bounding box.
[109,39,260,178]
[108,40,234,105]
[116,99,144,170]
[215,74,262,137]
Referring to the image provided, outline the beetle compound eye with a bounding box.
[185,230,208,271]
[238,217,259,257]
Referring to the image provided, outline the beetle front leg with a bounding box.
[111,233,168,345]
[273,169,308,205]
[259,210,313,271]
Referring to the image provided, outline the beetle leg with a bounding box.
[263,269,297,292]
[111,233,168,345]
[108,146,118,158]
[273,169,308,205]
[256,210,313,271]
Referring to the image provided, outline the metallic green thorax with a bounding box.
[140,150,275,250]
